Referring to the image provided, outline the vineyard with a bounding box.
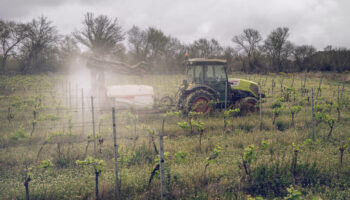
[0,72,350,200]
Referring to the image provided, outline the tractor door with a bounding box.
[204,65,228,104]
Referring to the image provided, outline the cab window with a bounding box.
[194,65,204,83]
[205,65,215,82]
[187,67,194,82]
[214,65,226,81]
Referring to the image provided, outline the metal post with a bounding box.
[259,84,262,131]
[66,80,68,106]
[300,76,303,97]
[82,88,85,135]
[311,88,314,140]
[280,78,284,95]
[159,119,166,200]
[337,82,340,120]
[112,108,120,199]
[91,96,96,157]
[76,83,78,109]
[224,80,227,109]
[337,81,340,106]
[341,79,345,102]
[291,74,294,88]
[69,81,71,109]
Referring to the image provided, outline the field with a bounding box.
[0,72,350,200]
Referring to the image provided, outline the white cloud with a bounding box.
[0,0,349,50]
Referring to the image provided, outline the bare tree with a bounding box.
[74,12,124,57]
[190,38,223,58]
[128,26,187,72]
[164,37,186,73]
[57,35,80,70]
[293,45,316,71]
[128,25,153,63]
[0,20,28,71]
[146,27,169,60]
[222,46,239,72]
[232,28,262,72]
[20,16,59,73]
[264,27,292,71]
[232,28,262,57]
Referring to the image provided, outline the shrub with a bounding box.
[11,128,28,141]
[244,162,293,197]
[276,120,289,131]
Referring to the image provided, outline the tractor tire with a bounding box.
[236,97,258,114]
[159,96,174,111]
[185,89,215,114]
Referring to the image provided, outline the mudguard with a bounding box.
[229,78,259,98]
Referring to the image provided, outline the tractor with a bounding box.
[174,58,262,114]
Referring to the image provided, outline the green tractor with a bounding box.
[175,58,262,114]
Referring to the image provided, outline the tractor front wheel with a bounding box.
[185,90,215,114]
[236,97,258,114]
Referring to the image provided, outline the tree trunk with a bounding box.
[24,178,31,200]
[339,147,344,167]
[199,131,203,153]
[95,170,99,200]
[327,121,335,139]
[1,55,8,72]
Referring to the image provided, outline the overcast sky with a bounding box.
[1,0,349,50]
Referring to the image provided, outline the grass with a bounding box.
[0,72,350,199]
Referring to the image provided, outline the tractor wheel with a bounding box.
[159,96,174,111]
[185,89,215,114]
[236,97,258,114]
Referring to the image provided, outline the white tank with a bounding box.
[107,85,154,109]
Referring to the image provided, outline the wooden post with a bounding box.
[82,88,85,135]
[112,108,121,199]
[311,88,315,141]
[316,76,323,99]
[91,96,96,157]
[159,119,166,200]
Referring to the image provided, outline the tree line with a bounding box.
[1,13,350,74]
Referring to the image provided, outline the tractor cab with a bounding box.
[185,58,228,85]
[185,58,228,102]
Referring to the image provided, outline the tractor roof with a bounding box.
[187,58,227,65]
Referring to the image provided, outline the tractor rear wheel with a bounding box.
[236,97,258,114]
[185,89,215,114]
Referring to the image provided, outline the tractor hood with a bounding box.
[228,78,259,98]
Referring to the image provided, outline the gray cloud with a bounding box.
[0,0,349,50]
